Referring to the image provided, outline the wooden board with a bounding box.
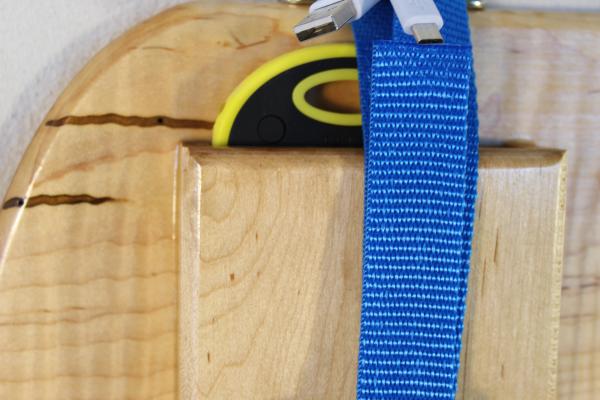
[177,145,565,400]
[470,12,600,399]
[458,148,566,400]
[0,1,579,397]
[485,0,600,11]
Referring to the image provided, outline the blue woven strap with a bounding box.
[353,1,479,398]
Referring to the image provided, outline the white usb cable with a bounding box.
[294,0,444,44]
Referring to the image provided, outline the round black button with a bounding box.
[257,115,286,144]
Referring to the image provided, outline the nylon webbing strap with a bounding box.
[353,1,479,398]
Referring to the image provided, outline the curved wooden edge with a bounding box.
[0,1,353,256]
[0,2,351,397]
[0,1,580,397]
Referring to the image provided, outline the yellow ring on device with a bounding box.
[292,68,361,127]
[212,43,358,147]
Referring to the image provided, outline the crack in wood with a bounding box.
[2,197,25,209]
[227,28,269,50]
[46,113,214,130]
[3,194,119,209]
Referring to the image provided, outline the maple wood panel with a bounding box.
[176,146,565,400]
[0,1,582,398]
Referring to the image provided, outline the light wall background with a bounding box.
[0,0,199,201]
[1,0,599,199]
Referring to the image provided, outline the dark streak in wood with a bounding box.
[227,29,269,50]
[476,193,483,221]
[480,260,487,297]
[561,313,594,321]
[461,326,470,398]
[2,197,25,209]
[2,198,23,209]
[140,46,176,52]
[46,113,214,130]
[581,282,599,289]
[3,194,119,210]
[493,228,500,264]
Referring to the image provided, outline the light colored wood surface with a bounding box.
[486,0,600,12]
[458,148,567,400]
[185,146,365,400]
[0,2,315,397]
[177,145,565,400]
[0,1,581,397]
[470,11,600,399]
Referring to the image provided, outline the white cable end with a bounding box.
[309,0,380,20]
[411,23,443,44]
[295,0,356,42]
[295,0,444,44]
[390,0,444,43]
[295,0,380,42]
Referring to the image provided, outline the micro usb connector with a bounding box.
[411,23,444,44]
[390,0,444,43]
[294,0,444,44]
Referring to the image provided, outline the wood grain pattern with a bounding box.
[177,146,565,400]
[0,1,581,397]
[486,0,600,12]
[471,12,600,399]
[0,2,324,397]
[458,148,567,400]
[189,147,365,400]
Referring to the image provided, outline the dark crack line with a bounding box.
[3,194,119,209]
[46,113,214,130]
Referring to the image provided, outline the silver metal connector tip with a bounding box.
[411,23,444,44]
[294,0,356,42]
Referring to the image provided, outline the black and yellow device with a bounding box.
[212,43,363,147]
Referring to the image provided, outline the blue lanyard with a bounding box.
[353,1,479,398]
